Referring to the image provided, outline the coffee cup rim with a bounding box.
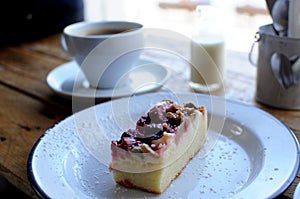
[63,20,143,38]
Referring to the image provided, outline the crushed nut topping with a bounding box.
[112,100,199,153]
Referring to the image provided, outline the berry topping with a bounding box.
[112,100,198,152]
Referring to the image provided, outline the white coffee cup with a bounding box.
[62,21,144,89]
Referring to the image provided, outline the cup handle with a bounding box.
[60,35,68,52]
[248,32,260,67]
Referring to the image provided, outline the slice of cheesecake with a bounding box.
[110,100,207,194]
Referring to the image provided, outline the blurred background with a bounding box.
[83,0,272,53]
[0,0,272,198]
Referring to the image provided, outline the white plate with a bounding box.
[294,183,300,199]
[46,60,170,100]
[28,92,300,199]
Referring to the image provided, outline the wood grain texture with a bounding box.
[0,33,299,198]
[0,85,69,197]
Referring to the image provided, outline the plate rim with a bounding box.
[294,182,300,199]
[27,133,51,199]
[27,92,300,198]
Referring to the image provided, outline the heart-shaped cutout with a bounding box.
[270,53,299,89]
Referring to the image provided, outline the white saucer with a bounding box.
[46,60,171,99]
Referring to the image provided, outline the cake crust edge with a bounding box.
[110,101,207,194]
[111,140,205,194]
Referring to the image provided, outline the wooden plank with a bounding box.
[0,84,69,197]
[0,41,73,110]
[0,62,71,111]
[0,33,298,198]
[0,46,67,82]
[20,33,71,61]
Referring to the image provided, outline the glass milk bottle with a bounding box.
[190,5,225,93]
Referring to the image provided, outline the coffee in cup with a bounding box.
[62,21,144,89]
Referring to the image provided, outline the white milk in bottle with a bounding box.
[190,5,225,93]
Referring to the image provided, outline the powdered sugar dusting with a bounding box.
[29,93,297,199]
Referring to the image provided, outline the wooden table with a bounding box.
[0,33,299,198]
